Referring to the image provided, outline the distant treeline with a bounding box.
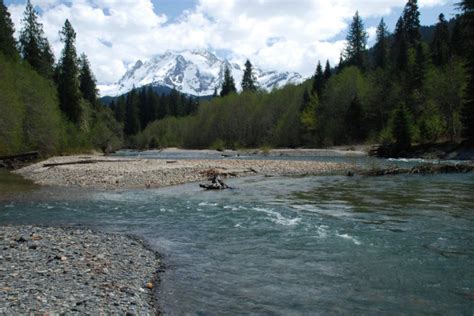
[131,0,474,151]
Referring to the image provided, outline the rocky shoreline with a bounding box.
[14,155,350,190]
[0,225,161,314]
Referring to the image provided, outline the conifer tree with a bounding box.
[124,89,140,135]
[392,104,412,150]
[0,0,19,59]
[19,0,54,79]
[220,65,236,97]
[323,60,331,81]
[450,15,464,57]
[212,87,218,98]
[57,19,82,123]
[374,18,389,69]
[312,61,324,97]
[78,53,98,106]
[241,59,257,92]
[114,96,126,123]
[431,13,450,67]
[344,11,368,69]
[344,96,365,143]
[458,0,474,140]
[392,17,408,71]
[402,0,421,46]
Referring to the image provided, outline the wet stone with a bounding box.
[0,225,161,314]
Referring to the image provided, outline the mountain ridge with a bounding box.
[99,50,303,97]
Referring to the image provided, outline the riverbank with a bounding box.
[0,225,160,314]
[14,154,351,189]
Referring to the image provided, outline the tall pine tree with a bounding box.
[19,0,54,79]
[241,59,257,92]
[78,53,98,106]
[220,65,236,97]
[323,60,332,81]
[374,18,389,69]
[124,88,140,135]
[57,19,82,124]
[402,0,421,46]
[431,13,450,67]
[392,17,408,71]
[458,0,474,140]
[343,11,368,69]
[312,61,324,97]
[0,0,18,59]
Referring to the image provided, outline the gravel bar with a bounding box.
[15,155,350,190]
[0,225,161,314]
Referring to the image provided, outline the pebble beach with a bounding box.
[15,154,351,189]
[0,225,160,314]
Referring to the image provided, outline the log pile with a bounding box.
[0,151,39,169]
[357,163,474,177]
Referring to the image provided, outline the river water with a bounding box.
[0,154,473,314]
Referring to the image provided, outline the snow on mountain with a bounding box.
[99,50,303,97]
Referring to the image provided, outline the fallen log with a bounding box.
[0,151,39,169]
[0,151,39,161]
[357,163,474,177]
[43,159,133,168]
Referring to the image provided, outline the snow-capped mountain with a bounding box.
[99,50,303,97]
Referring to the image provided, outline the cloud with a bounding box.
[8,0,450,85]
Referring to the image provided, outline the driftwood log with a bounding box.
[0,151,39,169]
[356,163,474,177]
[43,159,133,168]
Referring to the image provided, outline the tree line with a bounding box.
[0,0,122,156]
[132,0,474,150]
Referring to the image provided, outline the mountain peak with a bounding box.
[99,50,303,97]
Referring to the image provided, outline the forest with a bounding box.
[1,0,473,156]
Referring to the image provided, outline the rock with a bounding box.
[146,282,153,289]
[16,236,27,243]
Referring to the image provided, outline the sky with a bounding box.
[5,0,457,85]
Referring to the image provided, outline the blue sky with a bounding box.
[5,0,458,85]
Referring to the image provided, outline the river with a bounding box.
[0,153,473,314]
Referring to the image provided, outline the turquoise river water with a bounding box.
[0,154,473,314]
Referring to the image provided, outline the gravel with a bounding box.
[15,155,350,190]
[0,225,161,314]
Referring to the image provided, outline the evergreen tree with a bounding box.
[241,59,257,92]
[78,53,98,106]
[57,19,82,124]
[124,89,140,135]
[220,65,236,97]
[374,18,389,69]
[458,0,474,140]
[323,60,332,81]
[392,104,412,150]
[344,96,365,143]
[343,11,368,69]
[392,17,408,71]
[311,61,324,97]
[212,87,218,98]
[402,0,421,46]
[450,15,464,57]
[114,96,126,123]
[299,89,319,145]
[19,0,54,79]
[431,13,450,67]
[0,0,19,59]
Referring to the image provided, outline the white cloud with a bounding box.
[8,0,450,85]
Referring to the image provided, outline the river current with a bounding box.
[0,153,473,314]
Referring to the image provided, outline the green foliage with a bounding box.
[220,66,237,97]
[311,61,324,97]
[79,53,98,106]
[57,19,82,124]
[402,0,421,46]
[374,18,389,69]
[19,0,54,79]
[241,59,257,92]
[431,14,450,67]
[0,0,18,59]
[0,53,63,155]
[392,104,413,150]
[344,11,368,69]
